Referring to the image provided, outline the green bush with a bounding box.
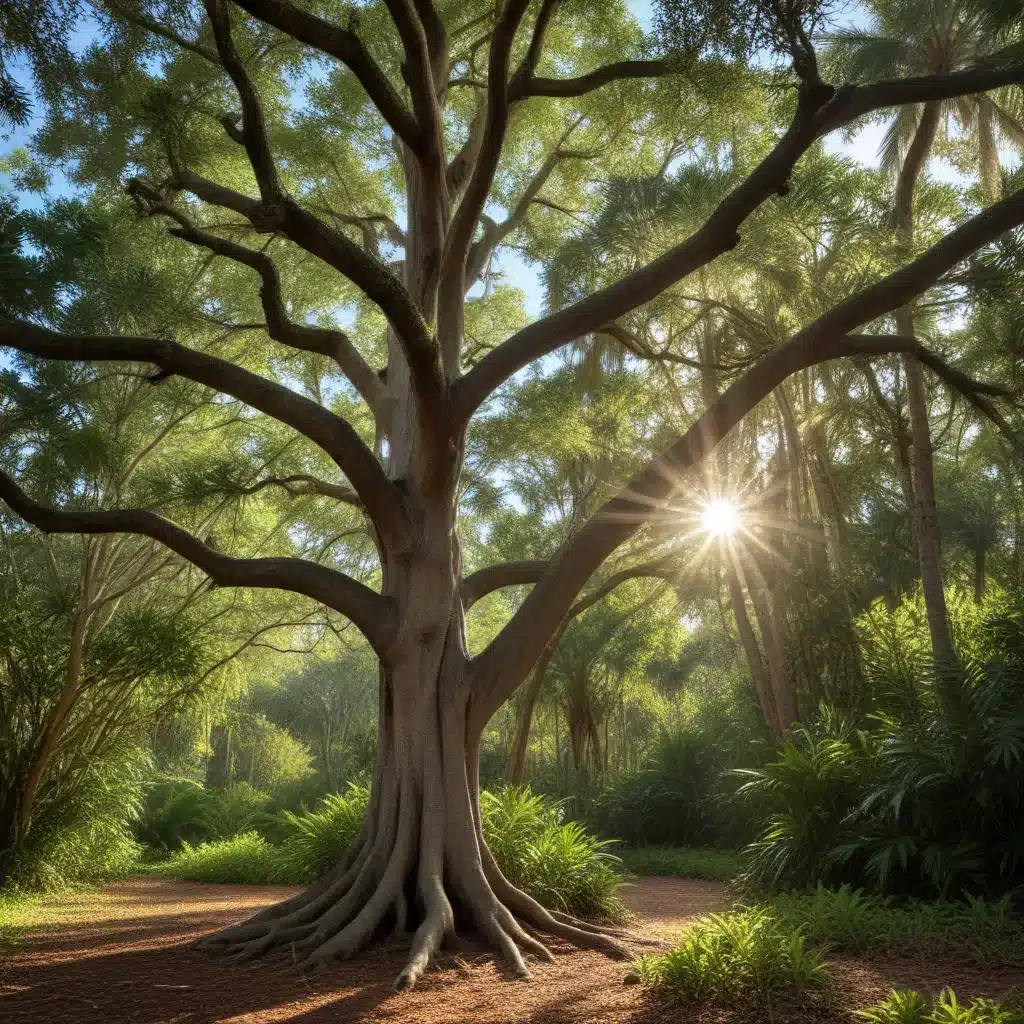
[632,907,828,1011]
[137,780,274,852]
[588,717,767,849]
[771,885,1024,965]
[857,988,1024,1024]
[481,787,624,919]
[738,602,1024,899]
[136,777,209,851]
[6,745,146,890]
[160,832,284,885]
[618,845,743,881]
[274,784,368,884]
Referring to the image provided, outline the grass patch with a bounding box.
[771,885,1024,965]
[856,988,1024,1024]
[0,889,47,951]
[619,846,742,882]
[158,832,285,885]
[631,906,828,1014]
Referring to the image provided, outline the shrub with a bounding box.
[589,718,767,849]
[137,780,274,852]
[632,907,828,1012]
[619,845,743,882]
[274,784,368,884]
[857,989,1024,1024]
[771,885,1024,965]
[736,723,876,893]
[196,783,272,841]
[739,603,1024,898]
[482,787,624,919]
[6,745,146,890]
[136,777,209,851]
[160,832,284,885]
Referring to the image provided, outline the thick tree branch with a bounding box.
[454,60,1024,419]
[510,58,674,101]
[467,184,1024,722]
[170,168,444,423]
[461,559,548,609]
[0,471,395,657]
[129,187,391,418]
[0,319,407,541]
[204,0,281,201]
[228,0,424,153]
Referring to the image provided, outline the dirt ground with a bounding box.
[1,876,1021,1024]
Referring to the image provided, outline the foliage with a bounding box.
[160,831,283,886]
[481,788,625,920]
[857,989,1024,1024]
[137,780,271,851]
[739,599,1024,898]
[618,846,743,882]
[2,745,146,890]
[586,684,769,847]
[274,784,368,884]
[631,908,829,1011]
[771,885,1024,965]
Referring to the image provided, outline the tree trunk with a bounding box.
[15,605,88,846]
[508,634,560,786]
[201,396,631,986]
[726,567,779,738]
[974,546,986,606]
[894,100,956,666]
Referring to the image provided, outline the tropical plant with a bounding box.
[857,989,1024,1024]
[631,907,829,1012]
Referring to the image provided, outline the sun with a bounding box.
[701,499,739,537]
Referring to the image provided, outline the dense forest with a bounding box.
[1,0,1023,1007]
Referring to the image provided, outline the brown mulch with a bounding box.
[0,877,1021,1024]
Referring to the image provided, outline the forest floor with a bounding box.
[1,876,1022,1023]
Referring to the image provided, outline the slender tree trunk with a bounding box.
[974,547,986,605]
[894,101,956,665]
[726,567,779,738]
[15,605,88,846]
[744,566,797,733]
[508,634,560,786]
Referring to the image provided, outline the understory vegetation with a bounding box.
[154,785,624,920]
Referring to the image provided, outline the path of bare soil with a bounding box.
[1,877,1021,1024]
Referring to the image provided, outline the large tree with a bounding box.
[2,0,1024,989]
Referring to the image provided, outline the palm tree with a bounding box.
[826,0,1023,663]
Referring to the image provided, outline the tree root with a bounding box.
[196,840,654,990]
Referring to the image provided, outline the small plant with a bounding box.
[634,907,829,1014]
[196,783,271,841]
[619,845,743,882]
[857,989,1024,1024]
